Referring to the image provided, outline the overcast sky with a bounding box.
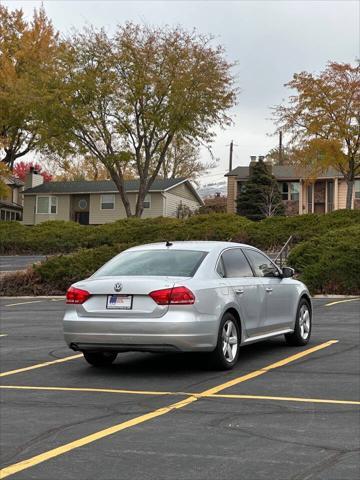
[4,0,359,185]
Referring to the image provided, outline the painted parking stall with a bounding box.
[0,298,359,479]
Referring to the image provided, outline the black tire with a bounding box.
[209,312,240,370]
[285,298,312,346]
[83,351,117,367]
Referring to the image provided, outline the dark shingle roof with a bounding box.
[226,165,346,180]
[24,178,186,195]
[0,200,23,211]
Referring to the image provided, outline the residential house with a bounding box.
[22,169,203,225]
[226,156,360,215]
[0,175,24,221]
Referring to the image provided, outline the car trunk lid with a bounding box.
[74,276,186,318]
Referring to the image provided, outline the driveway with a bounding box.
[0,255,47,273]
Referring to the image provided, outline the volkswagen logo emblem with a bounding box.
[114,282,122,292]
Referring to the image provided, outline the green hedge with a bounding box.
[2,210,360,255]
[288,224,360,294]
[246,209,360,249]
[0,214,252,254]
[35,244,129,292]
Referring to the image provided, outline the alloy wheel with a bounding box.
[222,319,238,363]
[299,304,311,340]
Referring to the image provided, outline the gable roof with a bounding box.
[225,164,350,180]
[23,178,203,204]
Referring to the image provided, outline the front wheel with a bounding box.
[285,299,312,346]
[83,351,117,367]
[209,313,240,370]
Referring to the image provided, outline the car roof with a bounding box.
[127,241,253,253]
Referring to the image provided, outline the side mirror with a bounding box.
[282,266,295,278]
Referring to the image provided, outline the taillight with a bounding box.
[66,286,91,304]
[149,286,195,305]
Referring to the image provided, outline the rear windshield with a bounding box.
[94,249,208,277]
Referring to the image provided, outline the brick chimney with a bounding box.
[25,166,44,188]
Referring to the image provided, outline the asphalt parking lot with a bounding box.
[0,297,359,480]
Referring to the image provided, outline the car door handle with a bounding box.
[235,288,244,295]
[265,287,273,292]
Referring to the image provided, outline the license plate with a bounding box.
[106,294,133,310]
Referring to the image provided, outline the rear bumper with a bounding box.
[63,308,219,353]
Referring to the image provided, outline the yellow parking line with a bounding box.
[0,340,337,479]
[5,300,45,307]
[324,298,360,307]
[211,393,360,406]
[1,385,358,406]
[0,385,173,396]
[201,340,338,396]
[0,334,7,338]
[0,354,82,378]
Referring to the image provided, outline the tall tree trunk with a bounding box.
[345,178,354,209]
[108,167,133,217]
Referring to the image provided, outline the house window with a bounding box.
[281,183,289,201]
[280,182,299,201]
[36,196,57,214]
[143,194,151,209]
[100,194,115,210]
[327,181,334,212]
[290,182,300,201]
[355,180,360,199]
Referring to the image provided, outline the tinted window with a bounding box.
[216,257,225,278]
[221,249,253,278]
[245,249,279,278]
[94,250,207,277]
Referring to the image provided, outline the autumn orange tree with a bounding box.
[274,62,360,208]
[0,5,60,169]
[46,24,237,217]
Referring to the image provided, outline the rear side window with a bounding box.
[244,249,279,278]
[94,249,207,277]
[220,249,253,278]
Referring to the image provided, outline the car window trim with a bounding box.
[215,247,255,279]
[243,247,282,278]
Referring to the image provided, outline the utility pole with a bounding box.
[279,131,283,165]
[229,140,233,172]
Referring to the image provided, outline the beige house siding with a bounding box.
[22,195,36,224]
[89,192,164,224]
[168,183,197,202]
[164,191,199,217]
[227,176,237,213]
[12,186,23,206]
[23,194,71,224]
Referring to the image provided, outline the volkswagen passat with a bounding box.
[64,242,312,369]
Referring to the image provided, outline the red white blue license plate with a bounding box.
[106,294,133,310]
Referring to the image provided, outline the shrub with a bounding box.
[246,209,360,250]
[34,244,129,292]
[288,224,360,294]
[0,214,253,254]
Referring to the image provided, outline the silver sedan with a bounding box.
[63,241,312,370]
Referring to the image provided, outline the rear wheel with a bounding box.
[285,299,312,346]
[209,312,240,370]
[83,351,117,367]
